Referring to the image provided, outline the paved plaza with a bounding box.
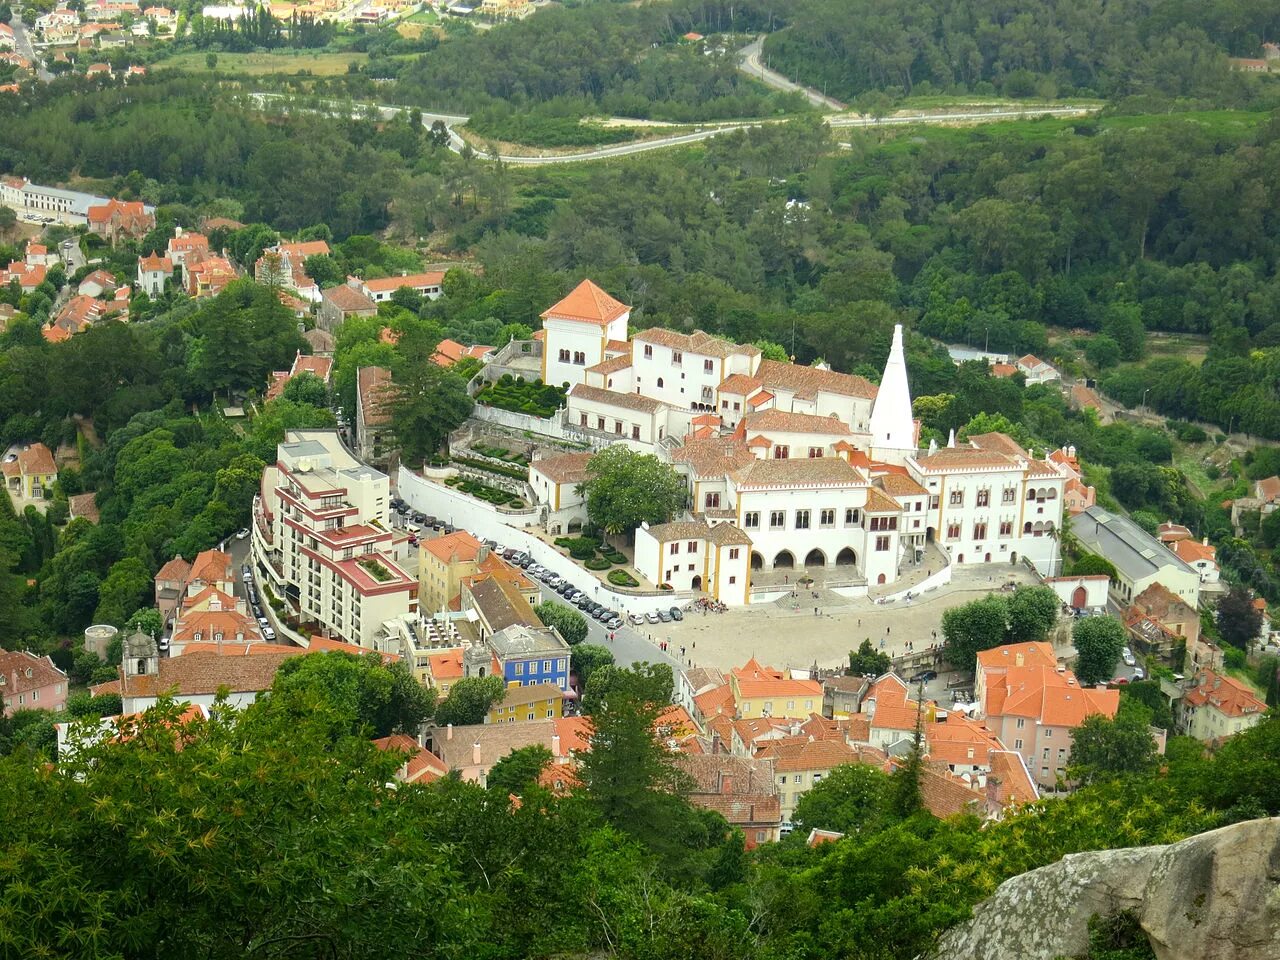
[649,564,1042,674]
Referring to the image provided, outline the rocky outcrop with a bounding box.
[933,817,1280,960]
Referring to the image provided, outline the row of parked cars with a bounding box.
[242,564,276,641]
[389,496,457,546]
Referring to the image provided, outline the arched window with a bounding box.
[657,377,664,388]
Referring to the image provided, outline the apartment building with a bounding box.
[254,430,416,648]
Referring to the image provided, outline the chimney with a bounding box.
[478,545,490,563]
[985,773,1000,809]
[175,226,183,238]
[552,733,561,756]
[472,741,482,766]
[1203,536,1209,546]
[446,722,454,741]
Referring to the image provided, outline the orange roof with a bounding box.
[308,636,400,662]
[188,548,233,585]
[540,279,629,326]
[989,363,1017,378]
[694,682,736,720]
[276,240,331,260]
[139,252,172,272]
[988,750,1039,806]
[15,442,56,477]
[718,373,762,395]
[1183,669,1267,719]
[1172,538,1216,565]
[182,642,295,656]
[747,391,774,408]
[976,641,1057,671]
[1257,476,1280,502]
[433,338,492,367]
[423,530,484,564]
[371,733,447,783]
[925,714,1003,767]
[553,715,593,755]
[427,649,464,682]
[362,271,444,294]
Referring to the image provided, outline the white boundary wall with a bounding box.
[398,466,695,617]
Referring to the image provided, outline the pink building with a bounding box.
[974,641,1119,789]
[0,651,69,716]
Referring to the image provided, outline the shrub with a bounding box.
[584,557,610,570]
[659,583,673,591]
[603,551,627,564]
[607,570,638,587]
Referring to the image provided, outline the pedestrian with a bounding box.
[681,645,686,658]
[858,618,861,627]
[814,606,819,616]
[784,574,789,584]
[692,641,695,650]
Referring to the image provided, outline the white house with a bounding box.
[1044,574,1110,611]
[541,279,631,390]
[634,518,752,603]
[136,253,173,296]
[566,383,676,447]
[528,451,594,535]
[735,409,854,461]
[360,271,445,304]
[1014,354,1058,385]
[626,327,759,413]
[907,432,1066,573]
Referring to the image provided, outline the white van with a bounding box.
[405,522,422,536]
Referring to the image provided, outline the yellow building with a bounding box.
[728,658,823,720]
[487,681,563,724]
[420,530,536,615]
[2,442,57,500]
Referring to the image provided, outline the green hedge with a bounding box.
[475,377,567,419]
[603,551,627,565]
[453,454,528,481]
[584,557,611,570]
[607,570,638,587]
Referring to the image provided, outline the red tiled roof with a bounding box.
[540,279,629,326]
[1183,669,1267,719]
[362,271,444,294]
[357,366,393,428]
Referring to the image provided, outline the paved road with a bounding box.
[737,35,846,110]
[9,8,54,82]
[533,581,686,672]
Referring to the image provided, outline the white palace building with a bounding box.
[530,280,1068,606]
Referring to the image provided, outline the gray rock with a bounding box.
[932,817,1280,960]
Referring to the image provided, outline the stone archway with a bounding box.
[835,547,857,567]
[804,548,826,568]
[774,550,795,570]
[751,551,764,571]
[692,575,702,591]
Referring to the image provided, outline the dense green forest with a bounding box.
[764,0,1280,104]
[2,655,1280,960]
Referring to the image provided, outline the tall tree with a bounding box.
[271,651,435,737]
[577,447,687,543]
[486,743,554,798]
[387,324,474,463]
[1073,615,1126,685]
[1068,701,1158,785]
[433,675,506,727]
[535,600,588,646]
[1217,584,1263,650]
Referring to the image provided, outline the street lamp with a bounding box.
[1141,387,1150,413]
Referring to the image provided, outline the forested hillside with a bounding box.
[764,0,1280,104]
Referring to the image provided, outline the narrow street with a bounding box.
[9,8,54,82]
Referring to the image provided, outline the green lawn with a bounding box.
[158,50,368,76]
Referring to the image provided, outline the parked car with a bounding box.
[1131,667,1145,681]
[669,607,683,621]
[502,548,517,559]
[263,627,276,641]
[242,567,252,582]
[575,595,592,609]
[1122,646,1136,667]
[257,617,270,628]
[606,616,623,630]
[628,614,645,626]
[645,611,660,624]
[1111,676,1129,685]
[235,528,250,540]
[657,610,672,623]
[908,669,939,683]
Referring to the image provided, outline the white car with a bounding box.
[263,627,276,641]
[1122,646,1135,667]
[235,528,250,540]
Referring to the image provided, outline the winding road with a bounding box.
[737,35,846,110]
[9,7,54,83]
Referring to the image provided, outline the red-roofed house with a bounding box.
[433,338,493,368]
[86,198,153,243]
[1172,537,1221,589]
[372,733,448,784]
[264,350,333,402]
[359,271,445,304]
[136,252,173,296]
[166,229,209,271]
[2,442,57,500]
[1014,354,1058,384]
[187,256,237,298]
[1180,669,1268,741]
[355,366,393,462]
[255,240,330,301]
[974,641,1119,788]
[540,279,631,390]
[677,753,782,848]
[3,260,46,293]
[0,651,69,716]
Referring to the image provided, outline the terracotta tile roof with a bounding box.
[732,658,782,682]
[694,682,736,720]
[747,391,774,408]
[1017,354,1049,369]
[538,761,582,793]
[371,734,447,783]
[1071,384,1102,410]
[303,327,335,354]
[357,366,393,427]
[585,354,632,375]
[540,279,629,325]
[685,666,726,693]
[138,253,172,272]
[467,576,540,633]
[15,442,56,476]
[670,437,757,478]
[876,473,928,497]
[0,651,67,695]
[741,409,851,436]
[966,432,1027,457]
[362,271,444,294]
[917,765,986,818]
[914,448,1020,471]
[746,434,772,449]
[155,555,191,584]
[1256,476,1280,502]
[925,714,1003,767]
[423,530,484,564]
[718,373,763,395]
[1156,521,1192,543]
[530,451,594,484]
[171,610,261,645]
[633,327,758,359]
[321,283,377,313]
[990,363,1017,378]
[1130,582,1195,621]
[276,240,330,260]
[756,358,876,401]
[1183,669,1267,719]
[676,754,780,824]
[759,737,861,773]
[429,719,563,770]
[553,715,593,754]
[188,549,233,585]
[988,750,1039,806]
[864,487,901,513]
[1172,539,1216,566]
[117,649,300,699]
[731,457,866,489]
[977,641,1057,671]
[496,681,563,709]
[568,383,665,414]
[734,674,823,701]
[68,492,99,523]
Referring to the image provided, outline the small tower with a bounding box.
[869,324,917,465]
[463,641,491,679]
[123,631,159,680]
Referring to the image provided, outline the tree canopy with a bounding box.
[578,447,688,541]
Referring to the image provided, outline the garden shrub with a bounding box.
[607,570,638,587]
